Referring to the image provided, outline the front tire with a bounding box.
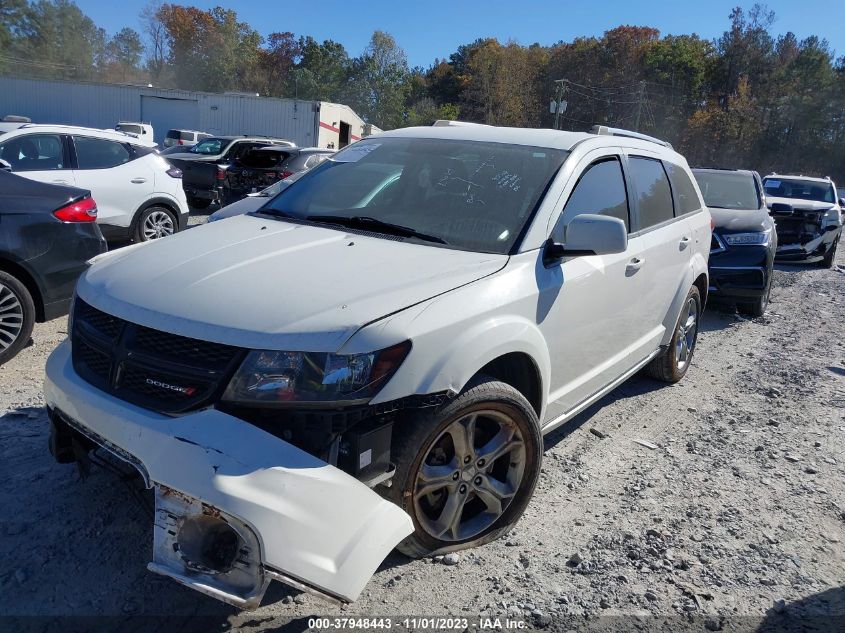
[646,285,701,383]
[820,235,839,269]
[134,206,177,242]
[0,271,35,366]
[386,376,542,558]
[738,277,771,318]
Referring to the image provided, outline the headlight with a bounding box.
[722,231,770,246]
[221,341,411,406]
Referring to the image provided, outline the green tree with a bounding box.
[286,36,349,101]
[345,31,409,128]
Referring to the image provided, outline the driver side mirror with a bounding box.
[0,159,11,172]
[545,214,628,262]
[838,198,845,208]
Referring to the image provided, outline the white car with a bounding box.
[163,128,212,148]
[44,123,710,607]
[0,125,189,241]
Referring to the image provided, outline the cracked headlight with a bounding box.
[722,231,771,246]
[221,341,411,406]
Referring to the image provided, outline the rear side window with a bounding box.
[628,157,674,229]
[0,133,65,171]
[180,131,196,141]
[560,157,630,231]
[73,136,132,170]
[166,130,180,140]
[664,162,702,215]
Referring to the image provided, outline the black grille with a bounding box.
[71,299,245,414]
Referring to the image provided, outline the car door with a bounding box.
[624,153,693,334]
[0,132,76,186]
[71,135,154,228]
[539,151,658,423]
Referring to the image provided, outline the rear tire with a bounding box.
[386,375,542,558]
[646,285,701,383]
[187,197,211,210]
[134,206,178,242]
[0,271,36,366]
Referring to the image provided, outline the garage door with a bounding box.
[140,96,200,145]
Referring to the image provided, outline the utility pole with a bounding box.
[634,80,646,131]
[552,79,568,130]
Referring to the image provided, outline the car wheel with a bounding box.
[386,375,542,558]
[820,236,839,269]
[646,285,701,383]
[134,206,177,242]
[187,197,211,210]
[0,271,36,366]
[738,278,771,318]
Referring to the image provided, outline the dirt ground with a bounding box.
[0,216,843,632]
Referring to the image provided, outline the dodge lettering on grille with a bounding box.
[145,378,197,396]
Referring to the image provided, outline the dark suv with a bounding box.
[693,168,776,316]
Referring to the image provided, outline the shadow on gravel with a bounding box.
[755,584,845,632]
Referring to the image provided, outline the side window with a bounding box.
[74,136,131,170]
[664,162,702,215]
[628,156,674,229]
[559,157,630,232]
[0,134,65,171]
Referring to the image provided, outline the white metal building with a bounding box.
[0,76,379,147]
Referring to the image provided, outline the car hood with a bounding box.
[766,196,836,212]
[710,206,772,232]
[77,215,507,352]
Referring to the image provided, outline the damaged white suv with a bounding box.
[44,123,710,608]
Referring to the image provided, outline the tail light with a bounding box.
[166,166,182,178]
[178,140,184,145]
[54,196,97,222]
[278,170,294,179]
[216,167,227,180]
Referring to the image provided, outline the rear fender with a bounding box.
[660,254,707,347]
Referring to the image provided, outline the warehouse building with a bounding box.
[0,76,379,147]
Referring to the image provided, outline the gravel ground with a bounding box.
[0,215,843,632]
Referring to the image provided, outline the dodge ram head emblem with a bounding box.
[145,378,197,396]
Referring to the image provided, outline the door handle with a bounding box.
[626,257,645,272]
[130,177,147,184]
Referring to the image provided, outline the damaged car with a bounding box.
[693,168,776,316]
[762,174,842,268]
[44,123,710,608]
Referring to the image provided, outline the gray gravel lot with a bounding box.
[0,213,843,631]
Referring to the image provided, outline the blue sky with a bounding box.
[77,0,844,67]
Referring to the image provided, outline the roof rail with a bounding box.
[590,125,672,149]
[432,120,490,128]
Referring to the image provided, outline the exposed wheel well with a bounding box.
[476,352,542,418]
[0,258,43,321]
[693,272,708,309]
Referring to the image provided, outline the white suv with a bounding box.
[0,125,188,241]
[44,124,710,607]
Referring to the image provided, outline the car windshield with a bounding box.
[260,137,568,254]
[693,171,760,210]
[117,124,142,134]
[190,138,230,155]
[763,178,835,203]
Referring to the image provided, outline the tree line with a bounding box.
[1,1,843,180]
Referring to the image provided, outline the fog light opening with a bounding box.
[177,514,241,574]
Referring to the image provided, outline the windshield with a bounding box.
[190,138,231,155]
[693,171,760,210]
[763,178,835,203]
[261,137,567,254]
[116,124,142,134]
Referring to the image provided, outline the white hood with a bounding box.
[766,196,836,212]
[78,215,507,351]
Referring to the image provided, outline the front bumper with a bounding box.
[44,340,413,608]
[707,243,772,300]
[774,227,840,263]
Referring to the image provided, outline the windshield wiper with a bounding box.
[307,215,448,245]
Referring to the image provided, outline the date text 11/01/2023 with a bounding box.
[307,617,528,630]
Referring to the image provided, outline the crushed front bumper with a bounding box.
[44,340,413,608]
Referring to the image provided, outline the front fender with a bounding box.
[370,315,551,421]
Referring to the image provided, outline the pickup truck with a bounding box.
[166,135,295,209]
